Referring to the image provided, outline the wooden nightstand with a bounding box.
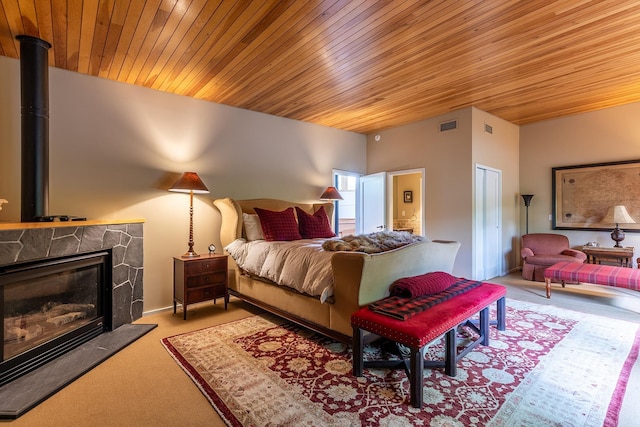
[173,254,228,320]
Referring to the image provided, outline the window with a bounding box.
[332,170,360,236]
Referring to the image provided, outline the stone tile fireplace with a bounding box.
[0,219,148,418]
[0,221,144,328]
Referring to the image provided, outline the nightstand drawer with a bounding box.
[186,271,226,287]
[185,258,227,274]
[187,285,225,303]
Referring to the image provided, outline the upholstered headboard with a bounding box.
[213,198,335,248]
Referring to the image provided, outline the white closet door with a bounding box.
[475,165,502,280]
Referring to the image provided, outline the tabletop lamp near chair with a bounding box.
[169,172,210,258]
[601,205,636,248]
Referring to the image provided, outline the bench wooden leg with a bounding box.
[496,297,506,331]
[544,278,551,298]
[444,328,456,377]
[479,307,490,345]
[409,346,424,408]
[469,297,506,332]
[352,326,364,377]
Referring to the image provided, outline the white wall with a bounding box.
[520,102,640,258]
[367,108,474,276]
[367,109,472,277]
[0,55,366,312]
[367,107,520,278]
[471,107,520,273]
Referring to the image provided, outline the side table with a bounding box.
[173,254,228,320]
[581,246,634,268]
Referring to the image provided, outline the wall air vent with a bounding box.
[439,120,457,132]
[485,123,493,134]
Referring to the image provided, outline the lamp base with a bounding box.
[181,251,201,259]
[611,226,625,248]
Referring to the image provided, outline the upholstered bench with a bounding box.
[351,282,506,408]
[544,261,640,298]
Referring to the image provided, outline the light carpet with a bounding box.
[161,299,639,426]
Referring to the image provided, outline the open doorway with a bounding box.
[332,169,425,237]
[388,169,425,236]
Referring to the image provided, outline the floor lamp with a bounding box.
[169,172,209,258]
[521,194,534,235]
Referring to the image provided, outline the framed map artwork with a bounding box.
[552,159,640,231]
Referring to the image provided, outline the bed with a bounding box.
[213,197,461,343]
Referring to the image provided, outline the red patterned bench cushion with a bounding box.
[351,282,506,348]
[544,261,640,291]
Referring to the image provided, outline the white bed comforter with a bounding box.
[225,238,335,302]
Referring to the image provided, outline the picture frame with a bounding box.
[552,159,640,231]
[403,190,413,203]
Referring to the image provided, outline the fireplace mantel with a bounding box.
[0,218,145,230]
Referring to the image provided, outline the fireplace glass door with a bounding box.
[1,251,111,385]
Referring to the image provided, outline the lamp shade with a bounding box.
[169,172,209,194]
[521,194,534,207]
[601,205,636,225]
[320,186,343,200]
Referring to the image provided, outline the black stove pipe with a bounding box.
[17,35,51,222]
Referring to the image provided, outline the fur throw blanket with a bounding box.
[322,231,426,254]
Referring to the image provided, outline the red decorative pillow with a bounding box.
[295,206,336,239]
[254,207,302,241]
[389,271,458,298]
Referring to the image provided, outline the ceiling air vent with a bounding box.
[439,120,457,132]
[485,123,493,134]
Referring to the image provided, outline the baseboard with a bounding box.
[142,305,174,316]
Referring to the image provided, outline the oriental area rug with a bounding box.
[161,299,639,427]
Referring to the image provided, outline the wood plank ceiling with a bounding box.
[1,0,640,134]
